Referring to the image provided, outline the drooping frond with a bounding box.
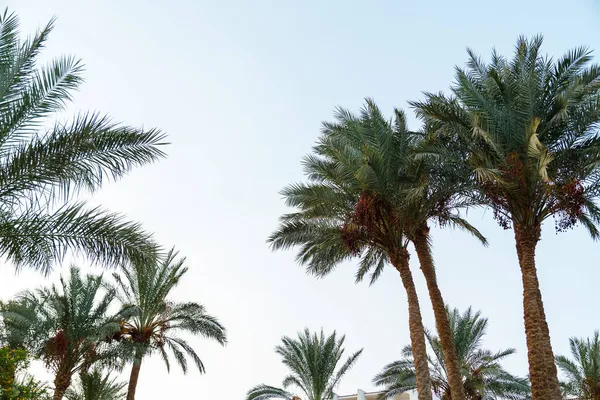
[0,9,167,273]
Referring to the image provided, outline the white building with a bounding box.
[333,389,410,400]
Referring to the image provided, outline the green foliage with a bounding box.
[556,331,600,399]
[0,347,50,400]
[246,329,362,400]
[373,307,530,399]
[1,267,128,380]
[0,9,168,273]
[269,99,483,285]
[412,35,600,234]
[0,347,28,392]
[65,370,126,400]
[112,248,227,373]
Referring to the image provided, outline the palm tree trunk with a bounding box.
[390,247,433,400]
[52,370,71,400]
[413,225,466,400]
[126,357,143,400]
[513,223,561,400]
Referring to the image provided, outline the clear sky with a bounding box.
[2,1,600,398]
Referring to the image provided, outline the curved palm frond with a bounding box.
[0,9,167,272]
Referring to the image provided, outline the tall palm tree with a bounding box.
[111,248,227,400]
[374,307,530,400]
[269,100,484,400]
[65,369,126,400]
[1,267,127,400]
[556,331,600,399]
[246,329,362,400]
[412,36,600,399]
[0,9,167,274]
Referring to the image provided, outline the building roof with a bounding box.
[334,390,410,400]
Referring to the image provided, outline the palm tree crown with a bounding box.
[246,329,362,400]
[112,248,227,400]
[1,266,126,400]
[65,369,126,400]
[374,307,530,400]
[556,331,600,399]
[0,9,167,273]
[412,36,600,400]
[413,36,600,235]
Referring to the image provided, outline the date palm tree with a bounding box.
[412,36,600,399]
[269,100,484,400]
[246,329,362,400]
[65,369,126,400]
[1,266,128,400]
[111,248,227,400]
[0,9,167,274]
[555,331,600,399]
[374,307,530,400]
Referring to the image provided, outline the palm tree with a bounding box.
[111,248,227,400]
[65,369,126,400]
[0,9,167,274]
[1,266,128,400]
[246,329,362,400]
[412,36,600,399]
[556,331,600,399]
[374,307,530,400]
[269,100,484,400]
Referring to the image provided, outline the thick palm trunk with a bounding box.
[413,226,466,400]
[514,223,561,400]
[52,370,71,400]
[390,247,433,400]
[126,357,143,400]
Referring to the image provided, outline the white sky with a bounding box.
[2,1,600,398]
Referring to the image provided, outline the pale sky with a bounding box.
[2,1,600,399]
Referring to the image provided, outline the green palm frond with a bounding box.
[247,385,295,400]
[374,307,530,399]
[0,203,157,275]
[247,329,362,400]
[556,331,600,398]
[0,9,167,272]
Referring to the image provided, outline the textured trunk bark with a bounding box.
[52,370,71,400]
[126,358,143,400]
[413,225,466,400]
[390,247,433,400]
[514,223,561,400]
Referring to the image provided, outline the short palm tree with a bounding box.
[111,248,227,400]
[65,369,126,400]
[269,100,484,400]
[1,267,127,400]
[412,36,600,399]
[374,307,530,400]
[556,331,600,399]
[246,329,362,400]
[0,9,167,274]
